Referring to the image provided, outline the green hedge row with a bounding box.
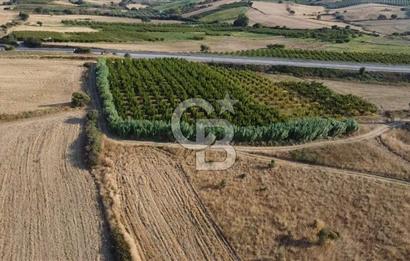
[96,59,359,144]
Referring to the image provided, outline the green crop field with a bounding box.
[225,47,410,64]
[96,58,375,143]
[5,21,362,44]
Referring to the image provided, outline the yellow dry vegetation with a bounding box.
[0,58,86,114]
[247,1,353,29]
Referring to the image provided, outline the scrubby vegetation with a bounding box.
[71,91,91,107]
[96,58,368,144]
[84,110,102,168]
[224,47,410,64]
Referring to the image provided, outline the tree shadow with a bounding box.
[65,117,83,125]
[39,102,71,108]
[276,234,316,249]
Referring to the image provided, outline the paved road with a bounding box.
[3,45,410,73]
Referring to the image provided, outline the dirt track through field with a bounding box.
[101,144,239,260]
[0,111,112,260]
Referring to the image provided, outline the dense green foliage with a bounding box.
[211,63,410,83]
[84,110,102,168]
[192,1,251,19]
[276,81,378,116]
[96,58,365,143]
[71,91,91,107]
[7,21,361,43]
[224,47,410,64]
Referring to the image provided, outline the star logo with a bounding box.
[217,93,239,114]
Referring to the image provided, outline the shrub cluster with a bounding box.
[71,91,91,107]
[84,110,102,168]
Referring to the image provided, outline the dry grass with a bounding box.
[96,142,238,260]
[353,19,410,35]
[93,142,410,260]
[334,4,407,21]
[380,127,410,161]
[52,0,76,6]
[272,138,410,181]
[0,58,87,114]
[85,0,121,5]
[126,3,147,9]
[0,6,16,26]
[162,146,410,260]
[247,1,354,29]
[0,111,112,260]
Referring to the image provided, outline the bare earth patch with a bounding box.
[0,58,86,114]
[0,111,111,260]
[97,143,238,260]
[0,6,16,25]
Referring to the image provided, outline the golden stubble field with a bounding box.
[99,140,410,260]
[246,1,353,29]
[0,58,86,114]
[0,58,113,260]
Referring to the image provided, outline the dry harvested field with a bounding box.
[380,126,410,161]
[0,58,86,114]
[353,19,410,34]
[182,0,242,18]
[10,14,181,33]
[103,143,410,260]
[333,4,407,21]
[98,142,238,260]
[247,1,352,29]
[127,3,148,9]
[49,35,316,52]
[86,0,121,5]
[52,0,76,6]
[271,138,410,181]
[184,152,410,260]
[0,111,112,260]
[319,80,410,111]
[0,6,16,25]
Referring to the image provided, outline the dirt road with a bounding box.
[0,111,112,260]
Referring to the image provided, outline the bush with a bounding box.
[317,228,340,246]
[268,159,276,168]
[267,44,285,49]
[84,110,102,168]
[23,37,42,48]
[4,45,14,51]
[19,12,29,21]
[73,47,91,54]
[200,44,210,52]
[71,91,91,107]
[233,14,249,27]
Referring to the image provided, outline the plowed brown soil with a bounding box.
[0,111,112,260]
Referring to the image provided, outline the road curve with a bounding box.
[6,46,410,73]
